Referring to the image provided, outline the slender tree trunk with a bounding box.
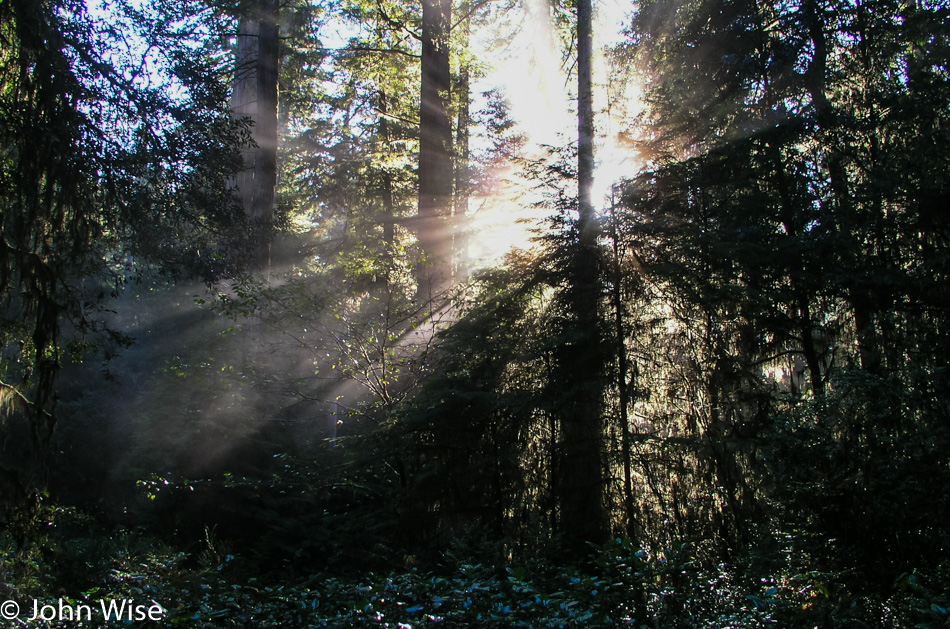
[608,207,636,537]
[576,0,595,243]
[797,294,826,395]
[454,24,471,281]
[417,0,453,299]
[770,142,826,397]
[379,91,397,249]
[802,0,880,374]
[556,0,610,555]
[383,175,396,249]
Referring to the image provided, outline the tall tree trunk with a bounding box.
[608,205,637,537]
[255,0,279,245]
[231,18,257,212]
[231,0,279,384]
[556,0,610,555]
[576,0,595,243]
[453,25,471,281]
[231,0,279,272]
[417,0,453,299]
[379,91,397,250]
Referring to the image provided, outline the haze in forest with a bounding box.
[1,0,949,626]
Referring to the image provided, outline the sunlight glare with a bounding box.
[466,0,643,269]
[496,0,576,147]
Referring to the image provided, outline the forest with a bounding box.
[1,0,949,625]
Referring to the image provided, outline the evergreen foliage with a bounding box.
[1,0,949,625]
[0,0,250,492]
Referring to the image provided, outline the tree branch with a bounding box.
[312,45,419,59]
[450,0,493,32]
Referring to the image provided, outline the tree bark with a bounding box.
[417,0,453,299]
[255,0,279,228]
[453,26,471,281]
[379,91,397,249]
[576,0,595,245]
[231,0,279,272]
[230,17,258,214]
[556,0,610,555]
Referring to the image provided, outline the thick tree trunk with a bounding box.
[231,0,279,272]
[255,0,279,227]
[231,18,258,213]
[417,0,453,299]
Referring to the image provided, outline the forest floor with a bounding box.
[3,503,948,628]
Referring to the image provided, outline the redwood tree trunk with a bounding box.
[231,0,279,271]
[454,26,471,281]
[255,0,279,225]
[417,0,453,298]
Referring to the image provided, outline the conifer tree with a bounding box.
[553,0,610,553]
[0,0,249,494]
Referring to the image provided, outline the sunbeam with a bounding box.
[462,0,644,270]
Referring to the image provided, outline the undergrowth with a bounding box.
[2,503,948,628]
